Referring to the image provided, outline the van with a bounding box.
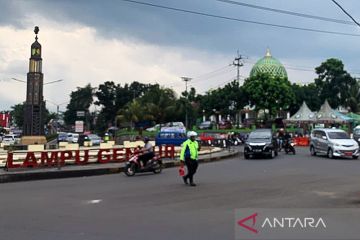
[155,131,187,146]
[310,128,359,159]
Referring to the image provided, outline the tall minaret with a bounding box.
[23,26,46,139]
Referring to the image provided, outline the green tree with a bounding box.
[290,83,321,114]
[95,81,154,131]
[116,99,146,129]
[64,84,94,126]
[346,81,360,113]
[140,86,177,123]
[243,73,295,118]
[10,104,24,127]
[315,58,356,108]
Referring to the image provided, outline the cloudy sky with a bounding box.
[1,0,360,112]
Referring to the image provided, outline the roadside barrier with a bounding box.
[293,137,310,146]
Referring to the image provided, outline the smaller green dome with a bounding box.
[250,49,287,79]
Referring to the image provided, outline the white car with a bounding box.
[146,124,161,132]
[2,135,16,146]
[310,128,359,159]
[67,133,79,143]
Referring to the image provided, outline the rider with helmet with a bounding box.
[180,131,200,186]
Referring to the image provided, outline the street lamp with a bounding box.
[11,77,64,85]
[181,76,192,129]
[47,100,68,132]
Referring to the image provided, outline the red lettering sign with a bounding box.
[75,150,89,165]
[60,151,73,165]
[6,152,21,168]
[5,145,171,169]
[113,148,124,162]
[22,152,38,168]
[97,149,111,163]
[40,151,58,166]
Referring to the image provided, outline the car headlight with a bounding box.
[333,143,340,147]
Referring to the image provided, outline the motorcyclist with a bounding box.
[138,137,154,168]
[277,128,285,150]
[283,131,293,149]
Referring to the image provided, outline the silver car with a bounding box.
[310,128,359,159]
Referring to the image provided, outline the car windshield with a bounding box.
[328,132,350,139]
[248,131,271,139]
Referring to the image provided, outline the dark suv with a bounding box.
[244,129,278,159]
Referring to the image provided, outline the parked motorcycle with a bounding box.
[124,153,163,176]
[283,139,296,155]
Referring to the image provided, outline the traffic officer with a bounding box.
[103,132,110,143]
[180,131,200,186]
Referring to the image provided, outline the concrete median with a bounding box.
[0,148,240,183]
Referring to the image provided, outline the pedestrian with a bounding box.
[180,131,200,187]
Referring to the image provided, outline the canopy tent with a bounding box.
[334,111,353,122]
[347,112,360,121]
[315,100,350,123]
[287,101,316,122]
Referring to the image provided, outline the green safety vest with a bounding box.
[180,139,199,161]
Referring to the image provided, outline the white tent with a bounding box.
[288,102,316,122]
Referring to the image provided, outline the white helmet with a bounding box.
[187,131,198,138]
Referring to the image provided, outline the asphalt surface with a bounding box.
[1,147,360,240]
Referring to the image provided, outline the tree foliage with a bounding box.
[10,104,24,127]
[243,73,295,117]
[315,58,356,108]
[64,84,94,125]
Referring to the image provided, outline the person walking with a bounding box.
[180,131,200,187]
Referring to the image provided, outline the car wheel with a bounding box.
[244,153,249,159]
[270,149,275,159]
[353,156,359,160]
[328,148,334,159]
[310,146,316,156]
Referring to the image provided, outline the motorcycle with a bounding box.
[283,139,296,155]
[124,153,163,176]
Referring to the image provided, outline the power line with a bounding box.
[120,0,360,37]
[217,0,356,26]
[193,66,234,83]
[193,65,232,80]
[331,0,360,27]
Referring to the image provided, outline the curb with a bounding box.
[0,150,240,183]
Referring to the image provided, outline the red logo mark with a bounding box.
[237,213,258,234]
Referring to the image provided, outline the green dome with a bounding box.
[250,49,287,79]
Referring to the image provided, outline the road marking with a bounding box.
[312,191,338,198]
[86,199,102,204]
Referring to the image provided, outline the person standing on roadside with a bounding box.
[180,131,200,187]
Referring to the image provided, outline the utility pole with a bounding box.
[181,77,192,129]
[232,50,244,84]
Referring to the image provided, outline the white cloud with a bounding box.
[0,14,319,113]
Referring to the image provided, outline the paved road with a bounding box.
[1,147,360,240]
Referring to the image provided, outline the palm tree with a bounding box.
[116,100,146,130]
